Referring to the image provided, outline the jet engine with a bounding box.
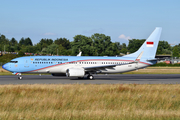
[66,68,85,77]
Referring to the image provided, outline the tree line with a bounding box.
[0,33,179,57]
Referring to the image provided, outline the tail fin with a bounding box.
[125,27,162,59]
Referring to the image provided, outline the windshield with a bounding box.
[9,61,18,63]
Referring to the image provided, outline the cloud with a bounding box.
[118,34,131,41]
[43,32,56,36]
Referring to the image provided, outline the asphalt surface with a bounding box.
[0,74,180,84]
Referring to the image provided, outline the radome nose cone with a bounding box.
[2,64,5,69]
[2,64,8,70]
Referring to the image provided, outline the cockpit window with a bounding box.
[9,61,18,63]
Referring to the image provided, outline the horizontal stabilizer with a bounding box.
[146,59,158,62]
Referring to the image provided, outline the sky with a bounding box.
[0,0,180,45]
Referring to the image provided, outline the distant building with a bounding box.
[155,55,180,64]
[155,55,171,60]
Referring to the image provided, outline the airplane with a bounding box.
[2,27,162,80]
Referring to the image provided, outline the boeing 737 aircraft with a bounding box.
[2,27,162,80]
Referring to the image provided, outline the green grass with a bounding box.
[0,84,180,120]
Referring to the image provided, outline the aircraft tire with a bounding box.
[18,76,23,80]
[89,75,94,80]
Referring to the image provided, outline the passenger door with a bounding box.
[24,59,29,68]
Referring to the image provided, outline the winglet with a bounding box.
[77,51,82,56]
[77,49,82,56]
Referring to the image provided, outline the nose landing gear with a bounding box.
[18,76,23,80]
[16,73,23,80]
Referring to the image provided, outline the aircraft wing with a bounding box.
[83,63,131,71]
[83,51,144,72]
[84,64,116,71]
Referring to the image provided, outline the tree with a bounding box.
[39,38,53,46]
[71,35,94,56]
[46,43,58,55]
[54,38,71,49]
[156,41,171,54]
[25,46,36,53]
[41,48,47,55]
[19,37,33,46]
[172,46,179,58]
[57,44,68,55]
[24,37,33,46]
[127,39,145,53]
[18,51,24,56]
[115,42,121,51]
[38,38,53,52]
[0,34,9,51]
[9,38,18,52]
[19,38,25,46]
[91,33,112,56]
[33,43,42,54]
[10,38,18,46]
[105,43,119,56]
[119,43,128,54]
[162,49,171,54]
[122,43,127,49]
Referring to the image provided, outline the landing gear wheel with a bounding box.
[88,75,94,80]
[18,76,23,80]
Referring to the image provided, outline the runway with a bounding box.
[0,74,180,84]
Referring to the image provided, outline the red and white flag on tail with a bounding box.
[146,42,154,47]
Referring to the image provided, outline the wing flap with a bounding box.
[84,64,116,71]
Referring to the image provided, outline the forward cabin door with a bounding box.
[24,59,29,68]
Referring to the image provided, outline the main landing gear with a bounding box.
[87,74,94,80]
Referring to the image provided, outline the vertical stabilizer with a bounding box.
[125,27,162,59]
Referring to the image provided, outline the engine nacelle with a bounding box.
[66,68,85,77]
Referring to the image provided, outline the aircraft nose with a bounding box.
[2,63,8,70]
